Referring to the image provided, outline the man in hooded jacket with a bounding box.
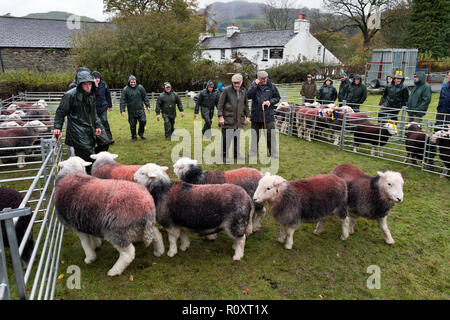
[316,77,337,104]
[53,70,103,174]
[346,74,367,112]
[120,75,150,141]
[378,72,409,122]
[194,80,219,138]
[434,71,450,131]
[407,71,432,123]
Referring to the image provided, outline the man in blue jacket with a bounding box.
[92,71,113,144]
[435,71,450,131]
[247,70,281,158]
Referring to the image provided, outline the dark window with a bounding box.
[262,49,268,61]
[221,49,225,59]
[270,49,283,59]
[231,49,237,58]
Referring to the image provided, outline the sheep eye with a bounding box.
[387,183,392,187]
[266,187,271,191]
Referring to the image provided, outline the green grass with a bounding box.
[2,87,449,300]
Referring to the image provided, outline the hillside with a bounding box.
[22,11,98,22]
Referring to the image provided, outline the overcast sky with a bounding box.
[0,0,323,22]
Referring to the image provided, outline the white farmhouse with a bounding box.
[199,13,342,70]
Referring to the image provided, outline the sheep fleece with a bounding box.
[92,163,142,181]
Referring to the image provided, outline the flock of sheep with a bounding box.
[0,99,54,168]
[275,102,450,176]
[37,152,405,277]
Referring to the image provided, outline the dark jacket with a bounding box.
[407,71,432,117]
[316,78,337,104]
[338,78,351,103]
[379,75,393,105]
[195,81,219,114]
[155,89,183,118]
[346,75,367,109]
[217,85,249,129]
[437,81,450,113]
[95,80,112,115]
[380,77,409,110]
[300,80,317,101]
[120,76,150,115]
[247,79,280,123]
[54,71,103,150]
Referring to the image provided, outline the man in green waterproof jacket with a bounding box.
[316,77,337,104]
[120,75,150,141]
[338,72,351,104]
[346,74,367,112]
[378,72,409,122]
[407,71,432,123]
[156,82,184,140]
[52,70,104,174]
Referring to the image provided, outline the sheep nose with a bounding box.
[253,198,260,204]
[396,197,403,203]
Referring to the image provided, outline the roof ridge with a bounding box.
[0,15,107,24]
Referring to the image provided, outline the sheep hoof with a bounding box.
[277,236,286,244]
[284,243,293,250]
[313,229,322,235]
[340,234,349,241]
[167,249,177,257]
[233,253,243,261]
[107,268,122,277]
[349,228,355,235]
[153,249,164,257]
[385,239,395,245]
[84,256,96,264]
[206,234,217,241]
[180,243,190,252]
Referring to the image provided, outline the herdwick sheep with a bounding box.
[0,187,35,267]
[253,172,350,250]
[0,123,47,168]
[134,163,254,261]
[274,102,291,135]
[404,122,437,167]
[173,157,265,233]
[331,164,404,244]
[54,156,164,276]
[91,151,143,181]
[430,127,450,177]
[353,120,397,156]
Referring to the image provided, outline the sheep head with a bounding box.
[24,120,48,133]
[377,171,404,203]
[385,120,398,135]
[253,172,287,204]
[58,156,91,175]
[173,157,198,178]
[430,129,450,144]
[134,163,170,187]
[90,151,118,162]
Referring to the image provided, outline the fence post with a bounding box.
[421,120,431,172]
[339,110,347,151]
[398,106,407,142]
[0,221,11,300]
[288,105,293,137]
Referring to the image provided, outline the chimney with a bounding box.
[227,23,240,37]
[199,32,212,42]
[294,12,310,34]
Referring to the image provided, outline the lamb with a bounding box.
[134,163,254,261]
[330,164,404,244]
[430,127,450,177]
[173,157,265,232]
[0,187,34,267]
[404,122,437,167]
[91,151,143,181]
[353,120,397,156]
[0,123,47,168]
[253,172,350,250]
[274,102,291,134]
[54,156,164,276]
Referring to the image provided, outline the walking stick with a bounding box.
[262,103,270,156]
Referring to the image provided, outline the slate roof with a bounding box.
[200,29,296,49]
[0,16,109,48]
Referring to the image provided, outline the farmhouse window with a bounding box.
[270,49,283,59]
[231,49,237,57]
[262,49,268,61]
[221,49,225,59]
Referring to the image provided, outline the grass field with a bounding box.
[50,87,449,300]
[1,85,448,300]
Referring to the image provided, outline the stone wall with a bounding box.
[0,47,75,72]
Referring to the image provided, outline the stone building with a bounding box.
[0,16,105,72]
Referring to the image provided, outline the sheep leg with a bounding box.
[284,225,299,250]
[89,235,102,250]
[379,147,383,157]
[107,243,135,277]
[306,129,312,142]
[340,217,350,240]
[179,229,191,252]
[348,216,357,234]
[245,208,254,236]
[206,234,217,241]
[75,231,97,264]
[333,133,340,145]
[151,226,165,257]
[378,216,394,245]
[278,224,287,243]
[0,158,3,165]
[166,228,180,257]
[252,207,266,232]
[17,152,26,168]
[353,143,359,153]
[232,235,246,261]
[404,152,410,163]
[313,219,325,235]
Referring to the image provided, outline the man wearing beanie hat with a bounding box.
[247,70,280,158]
[338,72,351,104]
[155,82,184,140]
[194,80,219,139]
[301,74,316,104]
[92,71,113,147]
[217,73,250,162]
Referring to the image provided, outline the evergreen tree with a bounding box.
[403,0,450,58]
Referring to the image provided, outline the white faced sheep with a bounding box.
[353,120,397,156]
[54,156,164,276]
[134,163,254,261]
[0,187,34,268]
[253,173,350,250]
[91,151,143,181]
[331,164,404,244]
[0,122,47,168]
[173,157,265,233]
[404,122,437,167]
[430,127,450,177]
[274,102,291,135]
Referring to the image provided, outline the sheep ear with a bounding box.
[58,160,66,168]
[82,161,92,167]
[111,154,119,159]
[90,154,97,160]
[161,166,169,171]
[377,171,385,178]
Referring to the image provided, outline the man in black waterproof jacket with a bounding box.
[156,82,184,140]
[194,80,219,139]
[247,70,281,158]
[92,71,113,145]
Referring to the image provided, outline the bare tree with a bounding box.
[322,0,399,49]
[263,0,299,30]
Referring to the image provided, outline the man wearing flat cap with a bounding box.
[247,70,280,158]
[156,82,184,140]
[217,73,250,162]
[300,74,316,104]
